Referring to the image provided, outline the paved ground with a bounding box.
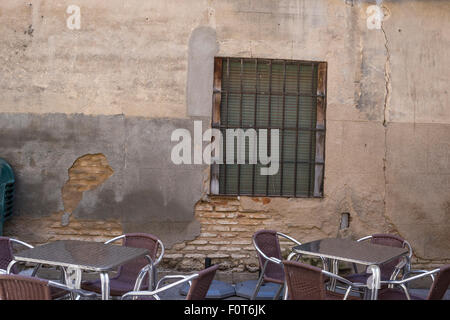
[21,267,450,300]
[156,282,450,300]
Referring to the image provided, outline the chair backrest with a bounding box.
[253,230,284,282]
[427,264,450,300]
[369,234,406,280]
[117,233,161,284]
[0,237,17,274]
[283,260,326,300]
[186,264,219,300]
[0,274,51,300]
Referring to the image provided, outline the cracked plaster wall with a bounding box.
[0,0,448,271]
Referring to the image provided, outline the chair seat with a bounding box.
[377,288,423,300]
[286,291,360,300]
[50,286,70,299]
[325,290,360,300]
[344,272,389,283]
[81,278,149,297]
[263,275,284,285]
[135,295,157,300]
[344,273,370,283]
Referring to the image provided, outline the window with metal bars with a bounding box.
[211,57,326,198]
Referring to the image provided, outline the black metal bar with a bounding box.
[266,60,272,196]
[279,61,286,196]
[307,63,316,197]
[216,192,322,198]
[219,90,319,98]
[237,58,243,195]
[276,160,325,165]
[293,62,301,197]
[321,63,327,197]
[215,56,327,66]
[212,124,325,132]
[224,58,230,194]
[252,59,258,196]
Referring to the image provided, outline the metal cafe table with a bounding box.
[290,238,409,300]
[6,240,150,300]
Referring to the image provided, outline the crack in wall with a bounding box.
[379,10,397,236]
[378,18,410,252]
[381,21,391,127]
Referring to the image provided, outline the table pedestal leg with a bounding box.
[366,265,381,300]
[329,259,339,291]
[322,258,338,292]
[65,267,82,300]
[100,272,110,300]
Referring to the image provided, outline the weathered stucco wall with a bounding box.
[0,0,448,272]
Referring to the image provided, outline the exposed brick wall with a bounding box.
[162,196,296,272]
[5,196,447,273]
[162,196,449,273]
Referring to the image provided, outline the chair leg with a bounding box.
[151,265,157,290]
[31,263,42,277]
[251,274,265,300]
[362,287,370,300]
[283,279,289,300]
[274,284,284,300]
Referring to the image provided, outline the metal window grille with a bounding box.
[211,57,326,198]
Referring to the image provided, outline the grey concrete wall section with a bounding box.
[187,26,219,117]
[0,113,209,246]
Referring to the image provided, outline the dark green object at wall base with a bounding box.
[0,158,15,236]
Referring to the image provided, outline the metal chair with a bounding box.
[121,264,219,300]
[0,274,92,300]
[251,230,302,300]
[81,233,164,297]
[283,260,365,300]
[377,264,450,300]
[345,234,412,285]
[0,237,35,275]
[0,236,69,299]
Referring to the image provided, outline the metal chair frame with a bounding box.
[104,234,165,291]
[379,268,440,300]
[354,235,413,278]
[342,235,413,296]
[251,231,302,300]
[282,259,367,300]
[3,238,94,300]
[122,273,199,300]
[1,238,41,277]
[0,273,95,300]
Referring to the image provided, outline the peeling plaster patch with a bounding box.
[206,6,216,29]
[61,154,114,225]
[366,5,385,30]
